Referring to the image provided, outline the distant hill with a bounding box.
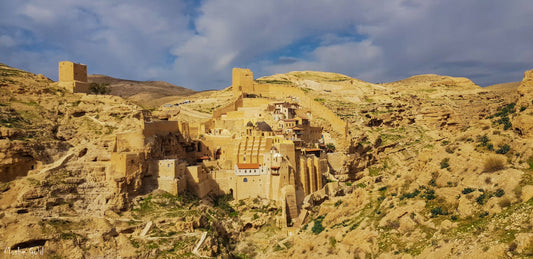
[484,81,520,91]
[88,74,196,108]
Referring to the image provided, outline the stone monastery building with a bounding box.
[97,65,332,225]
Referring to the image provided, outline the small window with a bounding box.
[243,178,248,182]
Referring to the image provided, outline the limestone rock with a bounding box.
[521,185,533,202]
[517,69,533,107]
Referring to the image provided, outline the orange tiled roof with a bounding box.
[237,163,260,169]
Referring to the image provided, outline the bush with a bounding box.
[483,156,505,172]
[495,144,510,154]
[312,216,325,234]
[440,158,450,169]
[462,188,475,194]
[89,82,111,95]
[421,188,436,200]
[494,188,505,197]
[400,189,420,200]
[477,135,490,146]
[325,143,336,152]
[476,192,492,205]
[495,116,513,130]
[430,207,448,217]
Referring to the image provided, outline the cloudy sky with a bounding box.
[1,0,532,90]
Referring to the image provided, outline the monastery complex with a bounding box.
[58,62,344,226]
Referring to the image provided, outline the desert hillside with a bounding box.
[88,74,196,108]
[1,62,533,258]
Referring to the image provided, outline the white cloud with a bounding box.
[0,0,532,89]
[263,40,385,82]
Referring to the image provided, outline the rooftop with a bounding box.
[237,163,260,169]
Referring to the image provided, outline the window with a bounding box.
[243,178,248,182]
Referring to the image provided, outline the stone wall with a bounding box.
[142,121,180,137]
[212,95,244,119]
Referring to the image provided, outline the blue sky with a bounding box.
[0,0,532,90]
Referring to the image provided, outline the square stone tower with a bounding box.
[232,68,254,95]
[58,61,89,93]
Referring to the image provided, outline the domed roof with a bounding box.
[255,121,273,132]
[246,121,254,127]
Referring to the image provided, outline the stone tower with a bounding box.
[232,68,254,95]
[58,61,89,93]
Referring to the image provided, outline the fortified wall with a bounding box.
[58,61,90,93]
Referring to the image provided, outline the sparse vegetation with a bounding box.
[489,103,515,130]
[255,79,291,84]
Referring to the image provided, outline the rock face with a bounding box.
[517,69,533,107]
[514,69,533,136]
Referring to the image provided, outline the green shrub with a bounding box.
[400,189,420,200]
[462,188,475,194]
[430,207,448,217]
[326,143,336,152]
[476,191,492,205]
[477,135,490,146]
[494,188,505,197]
[440,158,450,169]
[421,188,436,200]
[495,144,510,154]
[312,216,325,234]
[329,237,337,248]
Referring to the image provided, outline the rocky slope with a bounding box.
[2,62,533,258]
[251,70,533,258]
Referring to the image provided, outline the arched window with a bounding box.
[243,178,248,182]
